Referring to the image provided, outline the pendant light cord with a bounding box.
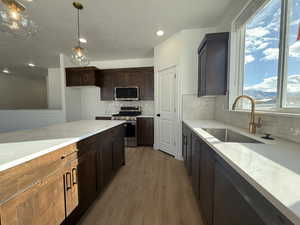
[77,8,80,47]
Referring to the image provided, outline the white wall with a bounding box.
[47,68,63,109]
[0,54,68,133]
[0,110,65,133]
[154,28,216,159]
[65,87,82,122]
[0,74,47,109]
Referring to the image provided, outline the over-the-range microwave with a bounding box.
[114,87,139,101]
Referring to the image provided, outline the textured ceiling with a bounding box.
[0,0,245,78]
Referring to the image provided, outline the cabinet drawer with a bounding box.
[0,144,77,204]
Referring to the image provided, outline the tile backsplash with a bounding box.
[214,95,300,144]
[182,94,216,120]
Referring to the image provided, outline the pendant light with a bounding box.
[0,0,37,38]
[71,2,89,66]
[297,21,300,41]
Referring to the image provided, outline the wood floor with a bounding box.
[78,147,204,225]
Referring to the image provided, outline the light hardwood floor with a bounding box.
[78,147,203,225]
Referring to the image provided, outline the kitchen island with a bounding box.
[0,120,125,225]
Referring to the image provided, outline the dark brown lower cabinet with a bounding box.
[199,142,215,225]
[137,117,154,146]
[65,125,125,225]
[182,122,294,225]
[182,123,192,175]
[214,162,266,225]
[77,150,97,212]
[101,136,114,188]
[191,134,201,200]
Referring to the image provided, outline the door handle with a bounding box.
[156,114,161,117]
[72,168,77,186]
[66,172,72,191]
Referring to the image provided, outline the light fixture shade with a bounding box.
[71,46,89,66]
[0,2,37,38]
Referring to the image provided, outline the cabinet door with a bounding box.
[186,127,192,176]
[182,125,187,163]
[0,169,66,225]
[214,162,266,225]
[77,150,97,213]
[137,117,154,146]
[198,44,207,97]
[101,139,114,188]
[191,134,201,200]
[113,138,125,171]
[64,160,79,218]
[199,143,215,225]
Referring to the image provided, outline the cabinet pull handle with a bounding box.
[66,172,72,191]
[72,168,77,186]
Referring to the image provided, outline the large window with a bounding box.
[237,0,300,111]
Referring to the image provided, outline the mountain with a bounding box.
[244,90,276,100]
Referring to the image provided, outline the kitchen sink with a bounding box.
[202,128,264,144]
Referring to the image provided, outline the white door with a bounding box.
[157,67,176,156]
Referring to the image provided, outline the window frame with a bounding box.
[230,0,300,114]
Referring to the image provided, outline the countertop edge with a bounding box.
[183,120,299,225]
[0,121,125,173]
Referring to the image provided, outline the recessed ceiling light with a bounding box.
[79,38,87,43]
[28,63,36,67]
[156,30,164,37]
[2,68,11,74]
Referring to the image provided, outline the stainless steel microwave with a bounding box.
[114,87,139,101]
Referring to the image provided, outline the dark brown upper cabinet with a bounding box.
[198,32,229,97]
[98,67,154,101]
[66,67,100,87]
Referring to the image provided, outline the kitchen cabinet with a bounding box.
[214,161,266,225]
[77,150,97,213]
[113,127,125,170]
[64,159,79,218]
[199,143,215,225]
[100,134,114,188]
[0,167,66,225]
[191,134,201,200]
[198,32,229,97]
[98,67,154,100]
[137,117,154,146]
[66,66,100,87]
[0,124,125,225]
[182,123,192,175]
[182,122,294,225]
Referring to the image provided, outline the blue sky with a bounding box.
[244,0,300,94]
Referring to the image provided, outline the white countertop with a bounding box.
[0,120,125,173]
[184,120,300,225]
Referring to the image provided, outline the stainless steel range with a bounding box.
[112,106,141,147]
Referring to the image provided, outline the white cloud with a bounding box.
[245,76,277,92]
[291,19,300,26]
[245,55,255,64]
[262,48,279,61]
[246,27,270,38]
[286,75,300,93]
[257,42,269,50]
[289,42,300,58]
[245,74,300,93]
